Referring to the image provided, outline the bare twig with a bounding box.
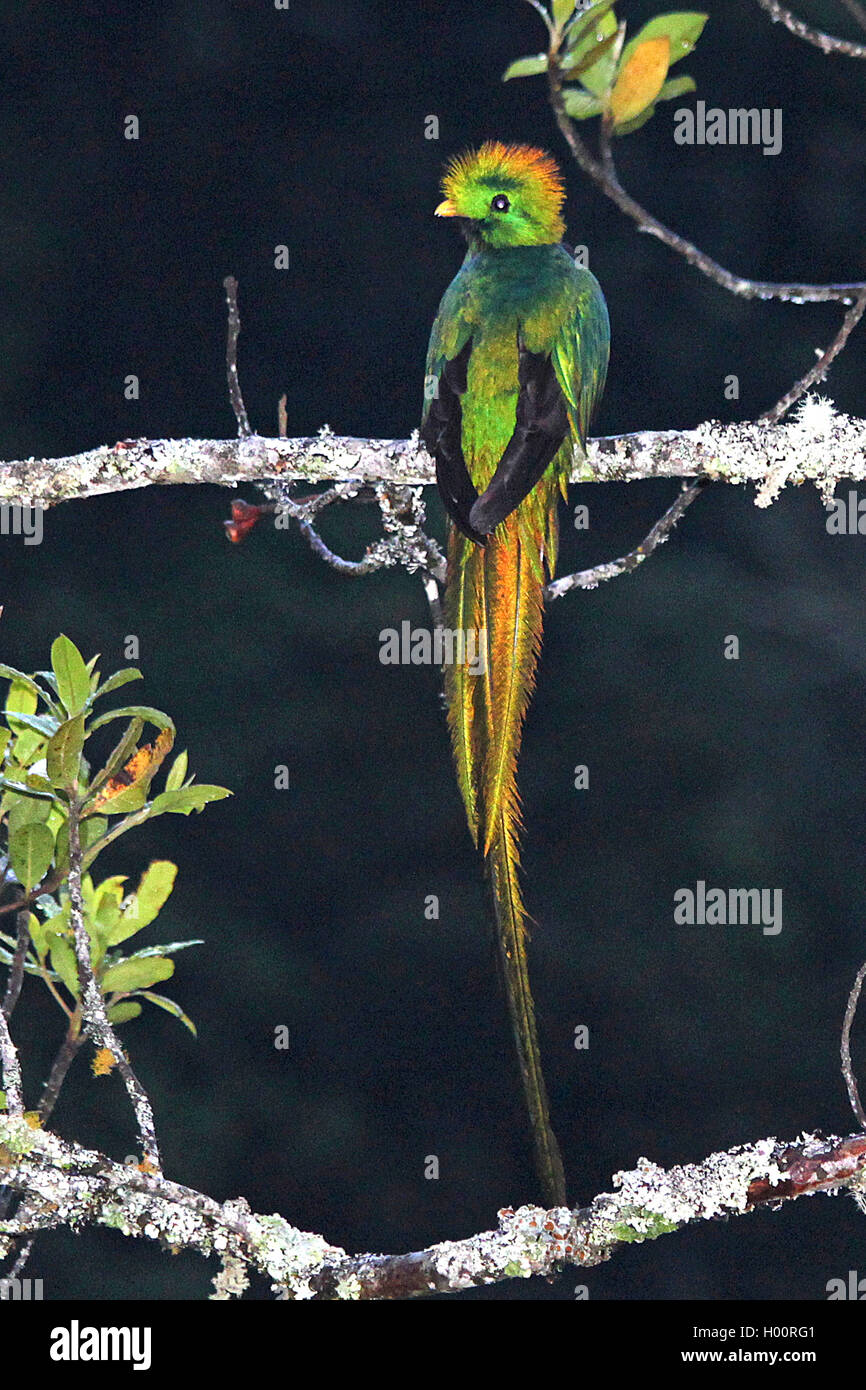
[1,1116,865,1298]
[1,906,30,1019]
[842,962,866,1128]
[755,0,866,56]
[760,287,866,424]
[38,1013,84,1124]
[222,276,252,437]
[4,1238,33,1279]
[546,62,865,303]
[67,805,161,1171]
[546,477,710,600]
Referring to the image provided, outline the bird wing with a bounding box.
[421,275,486,544]
[469,266,610,535]
[550,266,610,453]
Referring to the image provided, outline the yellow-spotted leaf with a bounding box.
[610,36,670,127]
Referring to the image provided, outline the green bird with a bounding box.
[421,141,610,1206]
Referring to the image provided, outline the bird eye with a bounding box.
[491,194,510,212]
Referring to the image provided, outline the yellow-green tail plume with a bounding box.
[445,482,566,1207]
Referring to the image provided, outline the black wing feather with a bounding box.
[420,338,487,546]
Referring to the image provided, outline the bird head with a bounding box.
[434,141,566,249]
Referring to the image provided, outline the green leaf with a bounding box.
[621,12,707,69]
[48,932,79,997]
[93,783,149,816]
[132,938,203,957]
[25,771,55,794]
[561,26,619,78]
[91,668,143,702]
[46,714,86,788]
[7,792,52,840]
[164,750,188,793]
[565,0,617,46]
[612,104,658,135]
[27,910,49,962]
[502,53,547,81]
[657,73,696,101]
[553,0,576,25]
[87,706,175,735]
[5,711,58,738]
[139,991,197,1037]
[0,727,10,761]
[51,636,91,717]
[1,671,42,711]
[10,821,54,891]
[148,785,232,818]
[565,7,617,94]
[0,776,55,802]
[91,875,128,946]
[562,87,605,118]
[107,860,177,946]
[101,955,174,992]
[107,1000,142,1024]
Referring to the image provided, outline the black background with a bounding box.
[1,0,865,1300]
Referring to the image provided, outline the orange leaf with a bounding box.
[90,727,174,810]
[610,36,670,126]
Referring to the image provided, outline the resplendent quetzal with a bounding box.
[421,142,610,1206]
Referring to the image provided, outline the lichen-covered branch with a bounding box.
[1,398,864,510]
[1,1115,863,1299]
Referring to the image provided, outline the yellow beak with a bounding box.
[434,198,459,217]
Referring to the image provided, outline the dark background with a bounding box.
[1,0,865,1300]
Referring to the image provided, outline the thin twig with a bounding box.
[67,803,161,1171]
[842,962,866,1128]
[546,477,710,600]
[546,60,865,303]
[755,0,866,56]
[38,1013,84,1123]
[1,906,30,1019]
[222,276,252,437]
[4,1238,33,1279]
[760,286,866,423]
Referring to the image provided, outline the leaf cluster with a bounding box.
[504,3,707,136]
[0,636,231,1037]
